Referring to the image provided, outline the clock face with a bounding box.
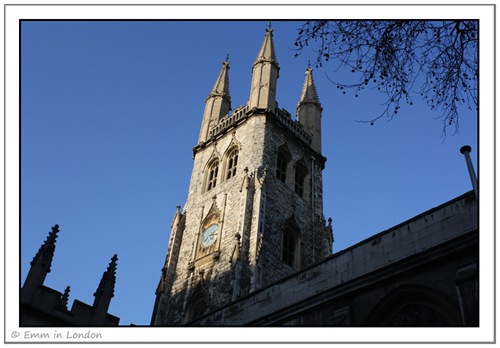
[201,224,219,248]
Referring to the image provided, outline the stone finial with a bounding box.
[30,224,60,272]
[56,286,71,310]
[93,254,118,309]
[327,218,334,244]
[240,167,251,192]
[209,60,231,101]
[256,167,267,189]
[297,66,322,110]
[256,234,264,261]
[230,233,241,264]
[171,205,183,228]
[255,25,278,65]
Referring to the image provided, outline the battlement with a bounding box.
[208,104,312,148]
[272,107,312,146]
[209,105,250,138]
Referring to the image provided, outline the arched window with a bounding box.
[184,287,209,324]
[365,286,464,326]
[226,148,239,180]
[206,160,219,192]
[276,149,290,183]
[186,297,207,323]
[294,162,307,197]
[282,224,301,270]
[387,304,448,326]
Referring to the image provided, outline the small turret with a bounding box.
[198,59,231,143]
[297,67,323,154]
[248,27,280,111]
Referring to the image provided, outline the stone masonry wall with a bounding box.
[155,115,269,325]
[192,191,477,326]
[257,113,328,287]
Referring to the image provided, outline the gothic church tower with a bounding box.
[151,27,333,326]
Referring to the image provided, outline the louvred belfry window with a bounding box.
[295,163,307,197]
[226,148,239,180]
[206,160,219,191]
[282,224,301,270]
[282,228,296,267]
[276,150,288,183]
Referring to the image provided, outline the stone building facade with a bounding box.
[151,27,333,326]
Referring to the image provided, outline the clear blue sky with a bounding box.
[20,20,478,326]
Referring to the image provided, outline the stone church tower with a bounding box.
[151,27,333,326]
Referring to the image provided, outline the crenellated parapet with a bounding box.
[202,105,312,152]
[208,105,250,139]
[272,107,312,146]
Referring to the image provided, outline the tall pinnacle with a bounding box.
[297,67,322,109]
[248,27,280,110]
[30,224,59,272]
[198,59,232,143]
[254,28,279,69]
[208,60,231,103]
[21,224,60,301]
[93,254,118,311]
[297,67,323,154]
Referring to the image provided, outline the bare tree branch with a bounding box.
[293,21,478,135]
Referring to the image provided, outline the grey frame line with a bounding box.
[6,3,492,344]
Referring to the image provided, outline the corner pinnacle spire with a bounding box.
[30,224,59,272]
[298,67,322,108]
[297,66,323,154]
[248,26,280,110]
[209,59,231,101]
[21,224,60,301]
[254,26,279,67]
[199,58,232,143]
[93,254,118,310]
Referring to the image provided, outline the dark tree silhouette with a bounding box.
[294,21,478,135]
